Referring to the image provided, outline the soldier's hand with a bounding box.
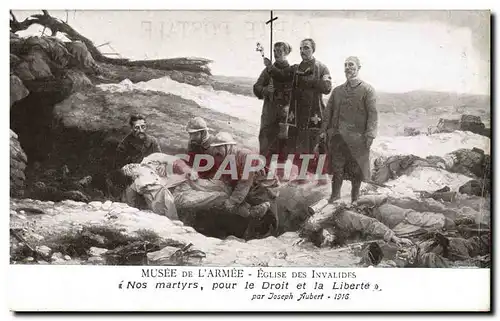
[267,82,275,94]
[393,236,413,247]
[263,57,272,67]
[365,136,374,148]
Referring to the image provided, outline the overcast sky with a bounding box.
[14,10,490,95]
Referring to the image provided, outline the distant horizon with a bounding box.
[211,73,491,97]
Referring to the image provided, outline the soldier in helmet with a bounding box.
[186,117,213,154]
[185,116,215,179]
[209,132,280,238]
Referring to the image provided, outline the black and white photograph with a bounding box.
[7,6,492,312]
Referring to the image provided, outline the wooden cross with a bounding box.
[265,10,278,63]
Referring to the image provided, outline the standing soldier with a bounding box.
[254,42,294,162]
[322,56,378,203]
[286,38,332,172]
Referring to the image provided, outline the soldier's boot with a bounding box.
[329,174,343,203]
[351,179,362,203]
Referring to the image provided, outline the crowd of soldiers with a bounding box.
[103,38,489,267]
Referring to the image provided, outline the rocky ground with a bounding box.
[10,195,488,267]
[10,198,366,267]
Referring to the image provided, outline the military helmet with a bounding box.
[186,117,209,133]
[210,132,237,147]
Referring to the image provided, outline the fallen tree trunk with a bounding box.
[10,10,213,75]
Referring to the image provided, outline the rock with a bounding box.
[380,260,397,267]
[146,246,185,265]
[51,258,67,265]
[61,199,86,207]
[427,126,440,135]
[102,200,113,211]
[23,49,54,79]
[62,69,93,93]
[172,220,184,226]
[10,210,17,216]
[120,207,140,214]
[10,75,29,107]
[37,260,50,265]
[61,190,90,203]
[10,130,28,198]
[89,247,108,257]
[224,235,244,242]
[19,210,25,215]
[77,176,93,187]
[35,245,51,257]
[275,250,288,259]
[460,114,486,136]
[110,202,128,211]
[437,118,460,133]
[31,233,44,241]
[445,148,489,178]
[51,252,64,261]
[64,255,71,261]
[24,256,34,263]
[403,127,420,136]
[459,179,489,197]
[14,61,35,81]
[46,201,55,205]
[87,256,105,264]
[65,41,98,71]
[10,53,21,68]
[183,226,197,233]
[89,201,103,209]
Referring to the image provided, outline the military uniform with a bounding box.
[323,79,377,181]
[115,133,162,169]
[187,135,215,179]
[254,60,294,160]
[287,59,332,156]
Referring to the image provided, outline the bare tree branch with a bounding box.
[10,10,213,74]
[10,10,18,23]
